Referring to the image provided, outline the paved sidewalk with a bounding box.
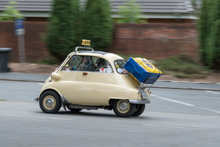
[0,73,220,91]
[0,73,48,82]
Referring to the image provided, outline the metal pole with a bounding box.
[21,34,25,64]
[18,34,25,64]
[18,34,22,63]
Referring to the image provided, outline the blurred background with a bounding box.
[0,0,219,82]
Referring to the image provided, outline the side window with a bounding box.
[114,60,128,74]
[94,57,113,73]
[78,56,96,71]
[63,55,113,73]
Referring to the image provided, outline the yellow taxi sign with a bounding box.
[81,39,91,46]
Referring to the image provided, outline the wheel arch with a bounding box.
[109,97,129,106]
[39,88,71,110]
[39,88,62,101]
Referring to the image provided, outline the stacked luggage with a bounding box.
[124,57,162,84]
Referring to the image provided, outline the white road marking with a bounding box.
[200,108,220,114]
[147,111,220,117]
[0,114,72,121]
[205,91,220,95]
[151,94,196,106]
[142,124,216,130]
[38,83,44,86]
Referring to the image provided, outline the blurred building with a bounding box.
[0,0,202,62]
[0,0,202,23]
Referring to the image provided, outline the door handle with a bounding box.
[83,72,88,75]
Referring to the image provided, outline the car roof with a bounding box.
[78,51,107,55]
[72,50,124,62]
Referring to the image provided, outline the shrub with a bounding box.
[117,0,147,23]
[47,0,80,62]
[155,55,204,74]
[0,1,23,21]
[199,0,220,68]
[82,0,113,51]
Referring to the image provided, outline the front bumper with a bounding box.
[129,99,150,104]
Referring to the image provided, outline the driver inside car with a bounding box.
[78,56,96,71]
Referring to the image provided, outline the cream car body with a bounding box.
[36,46,150,117]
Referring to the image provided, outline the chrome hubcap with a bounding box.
[45,98,54,108]
[119,102,128,111]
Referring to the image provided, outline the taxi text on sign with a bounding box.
[81,39,91,46]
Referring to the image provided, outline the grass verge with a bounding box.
[154,54,212,79]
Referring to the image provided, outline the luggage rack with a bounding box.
[75,46,94,53]
[126,73,154,90]
[138,82,154,90]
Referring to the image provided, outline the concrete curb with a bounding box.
[1,78,220,91]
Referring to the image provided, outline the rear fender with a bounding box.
[108,97,130,106]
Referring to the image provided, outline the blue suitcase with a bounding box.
[124,57,162,84]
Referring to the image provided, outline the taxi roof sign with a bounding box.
[81,39,91,46]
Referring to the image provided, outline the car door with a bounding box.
[57,55,116,106]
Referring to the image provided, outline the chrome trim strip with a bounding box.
[129,99,150,104]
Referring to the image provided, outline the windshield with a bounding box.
[114,60,128,74]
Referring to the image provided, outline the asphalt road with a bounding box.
[0,81,220,147]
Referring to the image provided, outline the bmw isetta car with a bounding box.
[35,40,151,117]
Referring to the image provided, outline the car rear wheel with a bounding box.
[39,91,61,113]
[132,104,145,116]
[112,99,136,117]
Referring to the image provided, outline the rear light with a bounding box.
[150,91,151,94]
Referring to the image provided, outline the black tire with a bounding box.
[112,99,136,117]
[39,91,61,113]
[67,107,82,113]
[132,104,145,116]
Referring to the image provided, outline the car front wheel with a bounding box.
[112,99,136,117]
[39,91,61,113]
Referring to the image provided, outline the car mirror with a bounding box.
[51,72,60,81]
